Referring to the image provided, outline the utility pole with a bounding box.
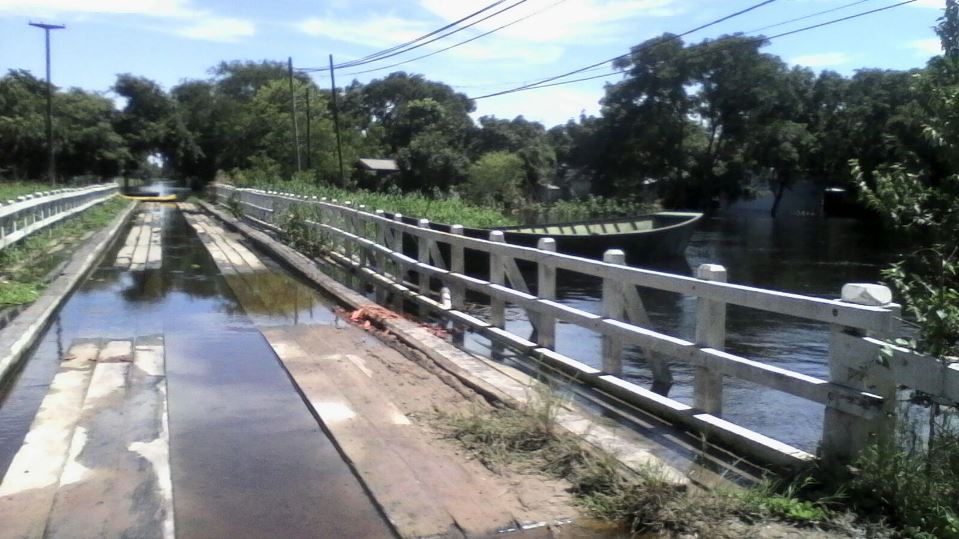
[29,22,65,186]
[329,54,346,187]
[288,57,302,173]
[305,87,312,171]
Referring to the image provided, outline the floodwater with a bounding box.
[0,205,392,538]
[488,214,896,452]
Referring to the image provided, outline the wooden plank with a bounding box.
[114,214,145,269]
[0,342,100,539]
[44,340,173,539]
[289,333,520,536]
[261,328,459,539]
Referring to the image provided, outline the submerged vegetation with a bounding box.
[0,197,127,306]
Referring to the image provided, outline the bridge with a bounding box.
[0,185,955,538]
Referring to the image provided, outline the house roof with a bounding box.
[357,158,399,172]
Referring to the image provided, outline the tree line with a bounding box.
[0,15,955,216]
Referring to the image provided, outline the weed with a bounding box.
[442,386,845,537]
[848,403,959,539]
[0,197,128,306]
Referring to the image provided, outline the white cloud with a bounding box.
[297,0,683,66]
[419,0,684,44]
[790,52,853,67]
[298,16,426,49]
[0,0,192,17]
[472,83,607,126]
[177,17,256,42]
[0,0,255,42]
[908,37,943,55]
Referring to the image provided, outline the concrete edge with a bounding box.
[0,201,137,387]
[197,200,691,484]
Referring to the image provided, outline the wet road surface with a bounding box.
[0,205,392,538]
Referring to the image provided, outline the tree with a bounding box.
[462,151,525,208]
[112,74,198,178]
[472,116,556,197]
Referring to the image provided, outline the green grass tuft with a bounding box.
[0,197,128,306]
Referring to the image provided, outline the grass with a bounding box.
[231,175,516,228]
[0,181,56,202]
[441,387,843,538]
[0,197,128,306]
[846,405,959,539]
[227,173,661,229]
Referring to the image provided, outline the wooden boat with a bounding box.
[385,211,702,264]
[492,212,703,259]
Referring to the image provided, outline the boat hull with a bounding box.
[383,212,702,272]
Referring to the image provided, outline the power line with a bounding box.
[472,0,916,100]
[764,0,914,39]
[299,0,530,72]
[745,0,875,33]
[331,0,509,69]
[471,0,779,99]
[342,0,569,76]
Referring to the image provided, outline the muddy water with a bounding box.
[0,206,392,538]
[477,215,895,453]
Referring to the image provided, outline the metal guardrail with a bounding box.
[0,184,119,251]
[216,185,959,468]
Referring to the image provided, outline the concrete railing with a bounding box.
[216,185,959,469]
[0,184,119,251]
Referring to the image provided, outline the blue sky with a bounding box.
[0,0,947,127]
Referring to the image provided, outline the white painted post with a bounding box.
[536,238,557,349]
[391,214,405,311]
[357,205,368,269]
[448,225,467,345]
[374,210,388,304]
[417,219,431,317]
[449,225,466,311]
[694,264,727,415]
[489,231,506,331]
[821,283,897,465]
[602,250,626,374]
[342,202,354,260]
[489,231,508,359]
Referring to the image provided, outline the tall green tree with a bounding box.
[112,74,198,177]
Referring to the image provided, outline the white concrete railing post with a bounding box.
[602,249,626,374]
[821,283,897,465]
[449,225,466,311]
[391,214,405,311]
[357,205,369,269]
[489,231,507,331]
[694,264,727,415]
[417,219,432,317]
[536,238,557,349]
[448,225,467,345]
[489,231,508,359]
[373,210,388,304]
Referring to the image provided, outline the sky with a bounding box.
[0,0,948,128]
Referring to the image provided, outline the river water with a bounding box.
[488,214,897,453]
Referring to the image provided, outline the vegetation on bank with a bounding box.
[443,391,856,538]
[0,181,59,202]
[848,4,959,537]
[0,197,128,306]
[227,173,657,228]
